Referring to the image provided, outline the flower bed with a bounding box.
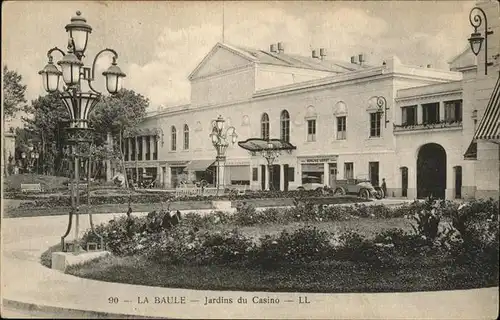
[68,198,499,292]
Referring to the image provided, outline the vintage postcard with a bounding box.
[1,0,499,318]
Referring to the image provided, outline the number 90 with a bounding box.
[109,297,119,304]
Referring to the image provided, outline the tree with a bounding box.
[3,66,27,119]
[90,88,149,185]
[3,66,27,176]
[23,93,70,175]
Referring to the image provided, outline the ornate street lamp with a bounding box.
[468,7,495,75]
[209,115,238,196]
[39,11,126,253]
[376,96,390,128]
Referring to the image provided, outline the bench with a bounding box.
[67,183,88,191]
[20,183,43,193]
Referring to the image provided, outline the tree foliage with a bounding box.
[21,88,149,178]
[3,66,27,118]
[90,88,149,141]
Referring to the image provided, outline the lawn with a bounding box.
[4,174,70,192]
[66,251,498,293]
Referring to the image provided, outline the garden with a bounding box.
[44,197,499,293]
[4,174,370,218]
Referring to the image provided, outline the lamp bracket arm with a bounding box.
[469,7,487,31]
[88,48,119,81]
[47,47,66,62]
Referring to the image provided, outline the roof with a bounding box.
[230,43,371,73]
[189,42,371,80]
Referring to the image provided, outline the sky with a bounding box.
[2,0,477,122]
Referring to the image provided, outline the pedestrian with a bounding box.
[381,178,387,198]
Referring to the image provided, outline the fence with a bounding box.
[174,184,249,197]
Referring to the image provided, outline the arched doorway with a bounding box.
[417,143,447,199]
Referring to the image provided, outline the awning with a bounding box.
[185,159,214,171]
[463,141,477,160]
[474,73,500,141]
[238,138,297,152]
[464,72,500,160]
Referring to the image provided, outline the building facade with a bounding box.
[123,0,499,200]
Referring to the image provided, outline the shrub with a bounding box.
[252,227,332,268]
[197,229,255,265]
[407,198,442,241]
[334,230,398,267]
[373,228,433,256]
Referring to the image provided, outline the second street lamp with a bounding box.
[468,6,495,75]
[209,115,238,196]
[39,10,126,253]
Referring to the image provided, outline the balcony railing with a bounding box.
[393,120,462,133]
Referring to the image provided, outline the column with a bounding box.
[136,136,141,160]
[323,162,329,187]
[416,104,423,124]
[439,101,445,122]
[142,136,147,160]
[150,136,155,161]
[265,165,270,190]
[156,164,161,187]
[279,164,285,191]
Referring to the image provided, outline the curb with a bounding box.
[2,299,170,319]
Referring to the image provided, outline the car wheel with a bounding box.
[334,187,345,195]
[297,186,305,191]
[359,189,370,199]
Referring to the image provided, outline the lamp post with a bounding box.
[39,11,126,253]
[261,140,281,191]
[209,115,238,196]
[468,6,495,75]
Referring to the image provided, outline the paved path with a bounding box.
[2,203,499,319]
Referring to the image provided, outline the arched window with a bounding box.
[280,110,290,142]
[171,126,177,151]
[261,113,270,140]
[183,124,189,150]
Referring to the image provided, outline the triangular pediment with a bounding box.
[188,43,255,80]
[448,46,477,71]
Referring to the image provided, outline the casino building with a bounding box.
[121,0,499,200]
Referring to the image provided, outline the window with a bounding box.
[370,112,381,137]
[444,100,462,122]
[307,119,316,141]
[145,136,151,160]
[261,113,270,140]
[280,110,290,142]
[336,116,346,140]
[344,162,354,180]
[402,105,417,125]
[422,102,439,124]
[183,124,189,150]
[252,168,258,181]
[153,136,158,160]
[171,126,177,151]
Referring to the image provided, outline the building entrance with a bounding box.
[417,143,447,199]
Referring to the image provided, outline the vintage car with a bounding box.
[296,176,332,193]
[332,177,382,199]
